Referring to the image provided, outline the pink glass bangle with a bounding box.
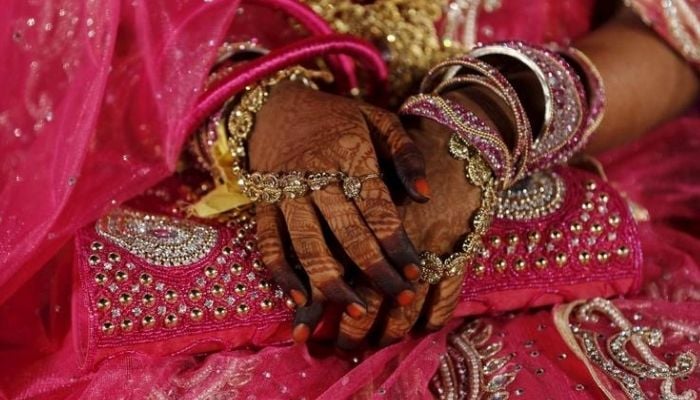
[421,57,533,185]
[554,46,606,144]
[399,94,512,189]
[470,42,588,174]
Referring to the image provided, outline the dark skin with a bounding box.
[248,8,699,347]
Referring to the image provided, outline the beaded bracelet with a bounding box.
[400,95,502,284]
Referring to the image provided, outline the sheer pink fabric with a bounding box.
[2,0,700,399]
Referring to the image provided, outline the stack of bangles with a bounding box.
[399,40,605,284]
[194,40,605,286]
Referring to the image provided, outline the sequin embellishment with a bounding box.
[96,208,218,266]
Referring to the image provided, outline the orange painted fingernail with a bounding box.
[346,303,367,319]
[403,264,421,280]
[397,289,415,306]
[414,178,431,198]
[290,289,307,306]
[292,324,311,343]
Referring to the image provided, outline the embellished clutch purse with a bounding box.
[455,165,642,316]
[73,179,294,368]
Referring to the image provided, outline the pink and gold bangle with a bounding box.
[469,42,588,173]
[554,46,606,144]
[421,57,534,185]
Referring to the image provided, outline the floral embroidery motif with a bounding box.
[431,320,518,400]
[570,298,697,400]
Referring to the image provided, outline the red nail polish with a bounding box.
[290,289,307,306]
[403,264,421,280]
[397,289,415,306]
[414,178,431,199]
[293,324,311,343]
[346,303,367,319]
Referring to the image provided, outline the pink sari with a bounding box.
[1,1,699,398]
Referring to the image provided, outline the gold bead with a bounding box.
[570,222,583,234]
[222,246,233,256]
[609,214,621,227]
[89,254,101,265]
[590,223,603,234]
[204,265,218,279]
[245,242,255,252]
[252,259,264,270]
[597,251,610,263]
[237,304,250,315]
[230,263,243,275]
[598,193,609,203]
[579,251,591,264]
[190,308,203,321]
[120,319,133,332]
[507,234,519,246]
[119,293,133,306]
[514,259,526,271]
[188,289,202,302]
[260,299,274,311]
[585,180,597,191]
[550,230,563,241]
[164,313,178,328]
[142,315,155,329]
[616,246,630,257]
[96,297,111,311]
[528,231,541,243]
[142,293,155,307]
[101,322,115,334]
[214,307,228,320]
[495,259,507,273]
[555,253,568,266]
[258,280,272,292]
[473,264,486,277]
[94,273,107,285]
[285,298,296,310]
[490,236,502,247]
[108,252,121,263]
[91,241,104,251]
[535,258,548,269]
[234,283,247,296]
[139,273,153,286]
[164,290,178,303]
[115,270,128,282]
[211,284,225,297]
[582,201,594,211]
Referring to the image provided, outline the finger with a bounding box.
[255,204,308,306]
[360,105,430,202]
[280,197,366,317]
[311,186,415,305]
[378,282,430,346]
[293,288,325,343]
[423,271,466,331]
[353,178,422,281]
[337,286,384,350]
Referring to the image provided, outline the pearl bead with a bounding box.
[582,201,594,211]
[94,273,107,285]
[188,289,202,302]
[252,259,264,270]
[211,284,225,297]
[222,246,233,255]
[164,314,178,328]
[258,280,272,292]
[616,246,630,257]
[139,273,153,285]
[121,319,133,332]
[214,307,228,319]
[550,230,563,241]
[495,259,507,273]
[142,315,155,329]
[597,251,610,263]
[260,299,273,311]
[579,251,591,264]
[142,293,155,307]
[514,259,526,271]
[570,222,583,234]
[190,308,203,321]
[164,290,178,303]
[234,283,247,295]
[555,253,568,266]
[230,263,243,275]
[102,322,115,334]
[119,293,132,305]
[590,224,603,234]
[528,231,541,243]
[237,304,250,315]
[535,258,548,269]
[108,252,121,263]
[97,297,111,311]
[609,214,621,226]
[204,266,218,279]
[115,270,128,282]
[585,180,597,191]
[91,242,104,251]
[89,254,100,265]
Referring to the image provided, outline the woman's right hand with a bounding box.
[248,81,430,339]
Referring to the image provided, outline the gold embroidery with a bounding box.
[431,320,519,400]
[555,298,698,400]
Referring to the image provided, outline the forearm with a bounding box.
[576,8,700,153]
